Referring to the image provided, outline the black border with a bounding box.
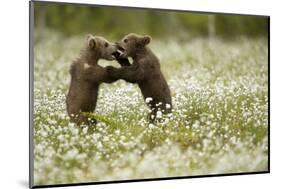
[29,1,270,188]
[32,171,269,188]
[267,16,270,175]
[29,1,34,188]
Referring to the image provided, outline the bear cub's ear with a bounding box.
[140,35,152,46]
[86,34,96,49]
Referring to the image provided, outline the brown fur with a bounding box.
[66,34,119,126]
[106,33,172,122]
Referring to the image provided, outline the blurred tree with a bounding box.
[34,2,268,39]
[208,15,216,38]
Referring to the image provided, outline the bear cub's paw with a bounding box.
[106,66,120,78]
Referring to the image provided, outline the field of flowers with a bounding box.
[33,32,268,185]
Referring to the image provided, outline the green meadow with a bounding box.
[33,31,268,185]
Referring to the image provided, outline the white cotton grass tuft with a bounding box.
[166,103,171,109]
[148,123,155,129]
[145,97,153,103]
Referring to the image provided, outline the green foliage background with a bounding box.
[34,2,268,39]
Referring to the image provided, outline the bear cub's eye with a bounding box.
[104,42,108,47]
[123,39,128,43]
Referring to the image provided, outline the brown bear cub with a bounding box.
[107,33,172,122]
[66,34,128,126]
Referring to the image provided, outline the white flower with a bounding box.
[82,127,88,134]
[57,134,64,141]
[97,141,103,149]
[70,126,79,135]
[103,136,109,142]
[145,97,153,103]
[156,111,162,118]
[115,129,120,135]
[166,104,171,109]
[41,131,48,137]
[148,123,155,129]
[68,122,75,127]
[92,133,101,142]
[192,120,200,129]
[65,148,79,160]
[156,102,163,107]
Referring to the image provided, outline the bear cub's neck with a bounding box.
[81,47,101,65]
[133,47,156,62]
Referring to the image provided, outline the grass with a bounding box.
[33,31,268,185]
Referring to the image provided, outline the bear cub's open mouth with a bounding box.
[112,46,125,59]
[112,46,131,66]
[112,51,121,59]
[117,46,125,52]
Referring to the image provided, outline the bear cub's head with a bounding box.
[86,34,117,61]
[116,33,152,58]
